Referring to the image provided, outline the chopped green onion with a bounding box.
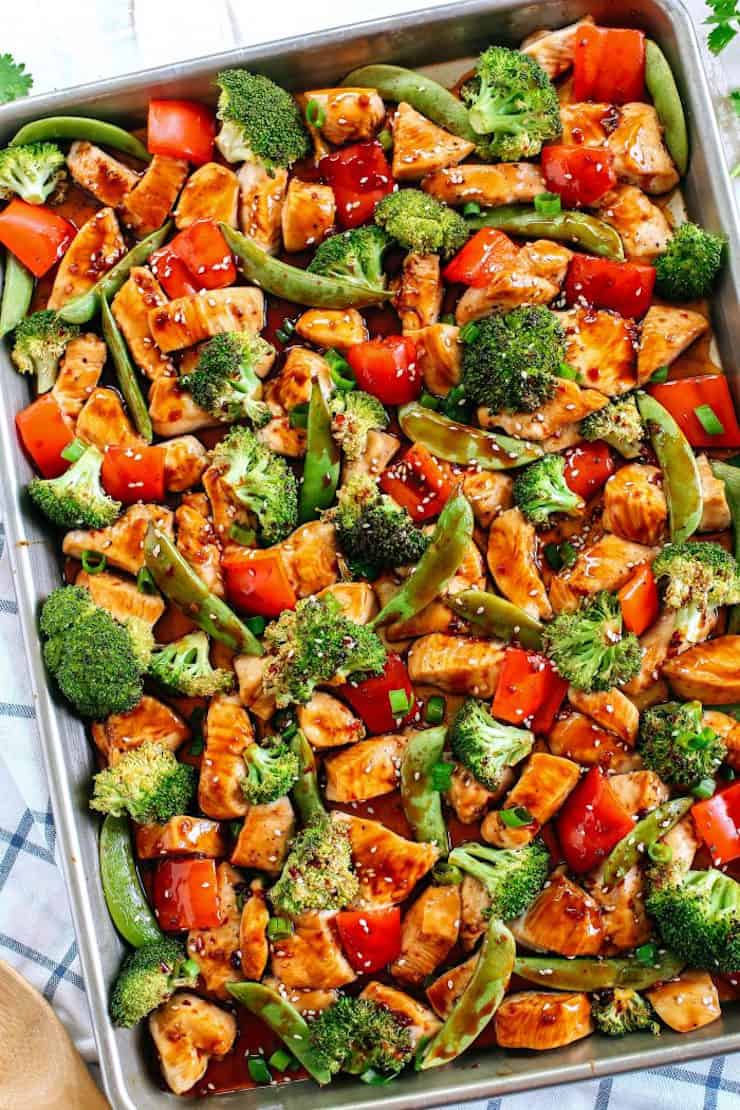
[440,313,456,325]
[181,957,200,979]
[636,942,657,965]
[432,860,463,885]
[420,391,441,410]
[136,567,157,595]
[463,201,481,217]
[389,687,411,716]
[440,384,474,423]
[305,99,326,128]
[81,550,107,575]
[692,777,716,799]
[228,523,257,547]
[247,1056,272,1084]
[459,322,480,344]
[377,128,393,152]
[267,916,294,939]
[430,761,453,791]
[245,615,267,637]
[543,542,562,571]
[269,1048,294,1072]
[425,695,446,725]
[722,765,737,781]
[359,1068,399,1086]
[188,735,205,756]
[647,840,673,864]
[289,403,309,429]
[694,403,725,436]
[61,438,85,463]
[499,806,534,828]
[228,820,243,840]
[649,365,670,384]
[534,191,562,217]
[557,361,580,381]
[187,706,206,756]
[559,542,577,569]
[330,365,356,392]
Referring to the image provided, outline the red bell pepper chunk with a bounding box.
[152,858,222,931]
[618,564,659,636]
[564,255,656,319]
[170,219,236,291]
[101,445,166,504]
[0,198,75,278]
[338,653,415,735]
[563,441,616,500]
[15,393,74,478]
[530,665,569,734]
[692,782,740,866]
[492,647,553,726]
[336,907,402,973]
[320,141,393,229]
[648,375,740,449]
[573,24,646,104]
[556,766,634,873]
[347,335,421,405]
[541,145,618,208]
[150,245,201,299]
[147,98,216,165]
[379,443,452,523]
[443,228,518,287]
[222,547,297,619]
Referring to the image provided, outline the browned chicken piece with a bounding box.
[607,103,680,194]
[135,817,227,859]
[257,415,307,458]
[174,162,239,228]
[390,884,461,985]
[487,508,553,621]
[317,581,377,624]
[697,454,732,532]
[590,866,651,950]
[281,177,336,252]
[237,162,288,255]
[512,874,603,956]
[294,308,367,349]
[163,435,208,492]
[63,503,173,575]
[391,101,475,180]
[608,771,669,815]
[595,186,672,263]
[548,713,641,772]
[149,373,218,437]
[637,305,709,384]
[647,971,720,1033]
[149,993,236,1096]
[231,797,295,873]
[175,497,224,596]
[234,654,277,721]
[663,814,698,871]
[324,734,405,802]
[521,17,593,77]
[65,141,139,206]
[240,882,270,981]
[456,240,571,323]
[447,765,499,826]
[622,609,676,696]
[279,520,339,598]
[187,862,243,997]
[558,101,614,146]
[408,633,506,697]
[335,813,438,905]
[482,753,580,847]
[51,333,106,420]
[76,385,143,450]
[550,533,659,613]
[422,163,546,207]
[459,875,490,952]
[120,155,189,238]
[567,686,639,745]
[48,207,125,309]
[480,377,607,441]
[343,428,400,482]
[602,463,667,546]
[198,695,252,819]
[111,266,175,380]
[91,695,190,765]
[411,322,461,396]
[270,912,356,989]
[705,712,740,774]
[265,346,332,411]
[462,470,513,528]
[557,308,637,396]
[663,636,740,703]
[262,977,338,1016]
[76,567,165,627]
[297,691,365,750]
[396,253,442,331]
[301,88,385,146]
[149,287,265,353]
[360,981,441,1046]
[376,586,456,643]
[495,992,593,1050]
[426,955,477,1018]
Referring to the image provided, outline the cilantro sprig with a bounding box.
[0,54,33,105]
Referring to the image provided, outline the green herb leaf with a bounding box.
[0,54,32,104]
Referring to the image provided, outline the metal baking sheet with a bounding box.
[0,1,739,1106]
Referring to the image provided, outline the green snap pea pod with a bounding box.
[515,950,684,991]
[99,814,162,947]
[645,40,688,175]
[598,797,693,890]
[418,917,515,1069]
[400,726,448,849]
[290,729,325,822]
[467,206,625,261]
[341,64,477,144]
[399,403,543,470]
[0,251,33,338]
[637,392,702,543]
[449,588,544,651]
[144,526,263,656]
[298,382,341,523]
[711,460,740,633]
[221,224,390,309]
[227,982,332,1085]
[58,221,171,325]
[11,116,151,163]
[371,489,474,629]
[100,295,152,442]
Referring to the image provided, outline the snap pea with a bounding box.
[637,392,702,543]
[227,982,332,1085]
[99,814,162,948]
[711,460,740,634]
[515,950,684,991]
[400,726,448,849]
[398,403,543,470]
[449,588,544,651]
[298,382,340,523]
[645,40,688,176]
[341,64,477,144]
[0,251,33,338]
[598,797,692,890]
[289,729,325,822]
[100,295,152,442]
[10,116,151,163]
[466,206,625,261]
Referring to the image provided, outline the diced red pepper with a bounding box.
[101,445,166,504]
[152,858,222,931]
[150,245,201,299]
[493,647,554,726]
[541,145,618,208]
[379,443,452,523]
[648,375,740,449]
[170,219,236,291]
[573,25,646,104]
[336,906,402,973]
[15,393,74,478]
[530,665,569,734]
[556,766,634,873]
[0,198,75,278]
[319,142,393,229]
[443,228,518,288]
[564,255,656,319]
[346,335,421,405]
[337,653,415,735]
[147,98,216,165]
[222,548,297,619]
[618,564,659,636]
[563,441,616,500]
[692,782,740,866]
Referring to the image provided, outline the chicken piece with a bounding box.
[376,584,457,642]
[482,753,580,848]
[663,814,698,872]
[390,884,461,985]
[602,463,667,546]
[317,581,377,624]
[174,162,239,229]
[607,103,680,194]
[557,308,637,396]
[548,713,641,772]
[240,883,270,981]
[324,734,404,802]
[513,874,603,956]
[135,817,227,859]
[265,346,332,411]
[174,497,223,597]
[447,763,499,825]
[76,567,164,628]
[149,993,236,1096]
[262,977,338,1015]
[63,503,172,575]
[663,636,740,703]
[270,912,355,989]
[456,239,571,323]
[426,955,477,1018]
[257,415,307,459]
[76,385,143,450]
[647,971,720,1033]
[51,333,107,420]
[120,155,189,237]
[66,140,140,206]
[149,287,264,353]
[231,797,295,873]
[391,101,474,180]
[411,322,462,396]
[487,507,552,621]
[163,435,208,492]
[296,691,365,750]
[148,373,218,437]
[608,771,669,816]
[187,862,243,998]
[567,686,639,746]
[590,865,651,951]
[237,162,288,255]
[47,207,125,309]
[461,470,513,528]
[360,981,441,1045]
[343,428,400,482]
[521,18,593,77]
[301,88,385,145]
[698,454,732,532]
[91,695,190,765]
[595,186,672,263]
[637,305,709,384]
[622,609,676,696]
[550,533,659,613]
[335,813,438,905]
[495,992,593,1050]
[480,377,607,441]
[111,267,174,381]
[279,520,338,598]
[294,308,367,350]
[408,633,506,697]
[234,654,276,721]
[558,101,614,146]
[459,874,490,952]
[280,177,336,253]
[396,252,442,331]
[422,162,546,207]
[198,695,252,819]
[201,463,243,541]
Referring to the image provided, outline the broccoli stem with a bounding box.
[400,726,448,850]
[399,403,543,470]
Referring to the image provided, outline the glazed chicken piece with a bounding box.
[265,346,332,411]
[521,18,593,77]
[63,503,173,575]
[482,753,580,848]
[343,428,400,482]
[150,994,236,1096]
[411,322,462,396]
[234,654,277,721]
[135,817,227,859]
[48,207,125,309]
[487,508,552,621]
[663,636,740,703]
[66,140,139,206]
[76,385,143,450]
[51,333,107,421]
[148,287,264,352]
[111,266,175,380]
[334,813,438,905]
[608,770,669,815]
[75,567,165,628]
[187,862,243,998]
[512,874,603,957]
[237,162,288,255]
[300,88,385,146]
[91,695,190,765]
[360,981,441,1047]
[119,155,189,238]
[697,454,732,532]
[447,764,499,825]
[240,882,270,981]
[257,415,307,459]
[480,377,607,441]
[324,734,404,802]
[622,609,676,696]
[557,308,637,397]
[647,971,721,1033]
[567,686,640,745]
[422,163,546,207]
[407,633,506,697]
[175,495,224,597]
[595,186,673,263]
[494,992,593,1050]
[198,694,252,819]
[558,101,615,146]
[148,373,218,437]
[602,463,667,546]
[262,977,338,1016]
[462,470,513,528]
[317,581,377,624]
[389,884,461,985]
[662,814,698,872]
[231,797,295,873]
[395,252,443,331]
[297,691,365,749]
[391,101,475,180]
[279,520,339,598]
[426,955,477,1018]
[547,713,641,773]
[636,305,709,384]
[281,178,336,252]
[607,103,680,194]
[174,162,239,228]
[590,865,651,951]
[549,533,659,613]
[459,874,490,951]
[270,912,356,989]
[375,582,456,643]
[163,436,209,493]
[456,240,571,323]
[294,308,367,350]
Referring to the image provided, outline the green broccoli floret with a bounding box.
[592,988,660,1037]
[123,616,155,669]
[109,939,199,1027]
[513,454,584,526]
[653,541,740,643]
[543,590,642,692]
[242,739,300,804]
[148,630,234,697]
[263,593,386,707]
[580,395,645,459]
[90,741,195,824]
[329,390,389,460]
[654,222,725,301]
[211,425,297,546]
[270,814,359,916]
[448,840,549,920]
[638,700,726,787]
[461,306,564,414]
[28,444,121,530]
[39,583,94,638]
[0,142,65,205]
[334,475,428,578]
[307,225,391,296]
[309,994,413,1077]
[449,698,534,789]
[12,310,80,393]
[180,331,273,427]
[215,68,309,169]
[460,45,561,162]
[646,868,740,973]
[374,189,468,258]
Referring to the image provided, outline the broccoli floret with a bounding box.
[450,698,534,789]
[180,331,273,427]
[334,475,428,578]
[270,814,358,916]
[90,741,195,824]
[374,189,468,258]
[329,390,389,460]
[654,223,725,301]
[211,425,297,546]
[39,583,94,638]
[580,396,645,459]
[263,593,386,707]
[543,590,642,693]
[460,46,561,162]
[215,68,309,169]
[307,225,391,295]
[448,840,549,920]
[12,310,80,393]
[638,700,726,787]
[0,142,66,205]
[309,994,413,1077]
[28,444,121,530]
[242,739,300,804]
[646,868,740,973]
[109,939,199,1028]
[148,630,234,697]
[461,306,564,414]
[592,989,660,1037]
[653,541,740,643]
[123,616,155,669]
[513,454,584,526]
